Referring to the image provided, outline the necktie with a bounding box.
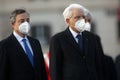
[22,38,34,67]
[76,34,83,50]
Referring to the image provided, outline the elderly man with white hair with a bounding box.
[49,3,105,80]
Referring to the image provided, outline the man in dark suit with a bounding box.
[84,7,117,80]
[0,9,47,80]
[49,4,105,80]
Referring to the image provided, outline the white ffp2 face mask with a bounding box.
[19,21,30,34]
[84,22,91,32]
[75,19,85,32]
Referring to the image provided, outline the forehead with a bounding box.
[16,12,29,20]
[71,8,84,16]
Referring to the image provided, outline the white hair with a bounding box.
[63,4,85,21]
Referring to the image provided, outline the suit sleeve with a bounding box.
[49,36,63,80]
[0,43,9,80]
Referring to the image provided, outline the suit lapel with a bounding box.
[64,29,90,56]
[10,34,26,54]
[64,28,82,53]
[27,37,39,68]
[27,37,44,70]
[10,34,33,68]
[82,31,89,55]
[27,37,36,56]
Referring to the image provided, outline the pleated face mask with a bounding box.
[75,19,85,32]
[19,21,31,34]
[84,22,91,32]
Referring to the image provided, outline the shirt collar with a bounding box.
[13,31,28,42]
[69,27,82,38]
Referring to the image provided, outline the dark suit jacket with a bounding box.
[0,34,47,80]
[115,54,120,80]
[103,55,117,80]
[49,28,105,80]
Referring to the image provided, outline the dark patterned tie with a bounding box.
[22,39,34,67]
[76,34,83,50]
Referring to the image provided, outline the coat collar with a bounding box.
[9,34,34,68]
[64,28,89,56]
[64,28,82,52]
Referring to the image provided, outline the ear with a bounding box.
[66,18,70,25]
[11,21,14,25]
[11,22,15,28]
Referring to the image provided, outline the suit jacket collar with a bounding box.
[9,34,34,68]
[82,31,89,55]
[26,36,43,69]
[64,28,81,52]
[27,36,37,57]
[64,28,89,56]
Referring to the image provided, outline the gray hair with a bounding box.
[10,8,29,23]
[83,7,92,17]
[63,4,84,21]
